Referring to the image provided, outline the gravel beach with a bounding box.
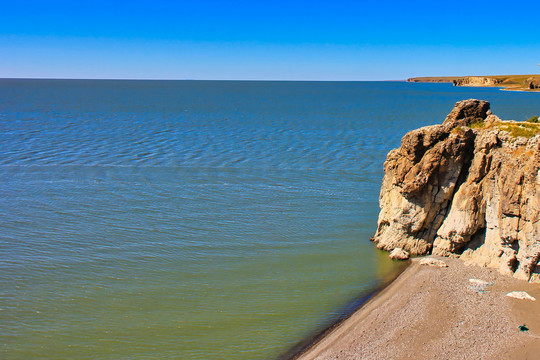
[297,257,540,360]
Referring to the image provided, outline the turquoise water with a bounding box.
[1,80,539,359]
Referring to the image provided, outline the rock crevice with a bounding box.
[371,99,540,282]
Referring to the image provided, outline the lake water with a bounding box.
[1,79,538,359]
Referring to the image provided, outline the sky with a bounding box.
[1,0,539,80]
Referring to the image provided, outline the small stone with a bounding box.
[506,291,536,301]
[469,279,493,286]
[389,248,410,260]
[419,258,448,267]
[484,114,502,125]
[469,279,493,293]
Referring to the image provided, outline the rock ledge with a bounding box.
[371,99,540,282]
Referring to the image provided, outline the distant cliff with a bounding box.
[452,76,502,87]
[407,75,540,91]
[371,99,540,282]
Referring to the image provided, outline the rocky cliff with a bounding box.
[371,99,540,282]
[407,75,540,92]
[526,77,540,90]
[452,77,502,87]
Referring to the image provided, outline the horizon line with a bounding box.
[0,77,408,82]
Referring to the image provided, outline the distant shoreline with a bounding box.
[408,74,540,92]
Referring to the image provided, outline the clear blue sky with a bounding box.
[1,0,539,80]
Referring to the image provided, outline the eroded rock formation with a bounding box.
[452,77,502,87]
[526,77,540,90]
[371,99,540,282]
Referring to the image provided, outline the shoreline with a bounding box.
[287,260,418,360]
[293,257,540,360]
[407,75,540,92]
[278,261,410,360]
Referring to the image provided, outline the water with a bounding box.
[1,80,538,359]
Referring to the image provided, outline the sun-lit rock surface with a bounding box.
[371,99,540,282]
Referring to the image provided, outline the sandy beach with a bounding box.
[296,257,540,360]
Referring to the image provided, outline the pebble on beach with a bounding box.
[468,278,494,293]
[506,291,536,301]
[419,258,448,267]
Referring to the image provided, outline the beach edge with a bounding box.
[277,260,412,360]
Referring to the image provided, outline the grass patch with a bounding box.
[455,118,539,139]
[527,115,538,123]
[496,122,540,138]
[469,120,485,129]
[518,122,540,129]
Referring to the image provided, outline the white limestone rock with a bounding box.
[419,258,448,268]
[506,291,536,301]
[389,248,410,260]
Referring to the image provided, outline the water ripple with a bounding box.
[1,80,539,359]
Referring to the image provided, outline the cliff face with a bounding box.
[407,75,540,92]
[371,99,540,282]
[452,77,502,87]
[526,77,540,90]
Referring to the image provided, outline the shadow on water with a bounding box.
[277,258,410,360]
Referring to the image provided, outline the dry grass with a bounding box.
[469,120,486,129]
[510,147,535,157]
[463,119,540,139]
[494,121,540,138]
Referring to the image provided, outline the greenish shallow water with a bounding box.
[1,80,538,359]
